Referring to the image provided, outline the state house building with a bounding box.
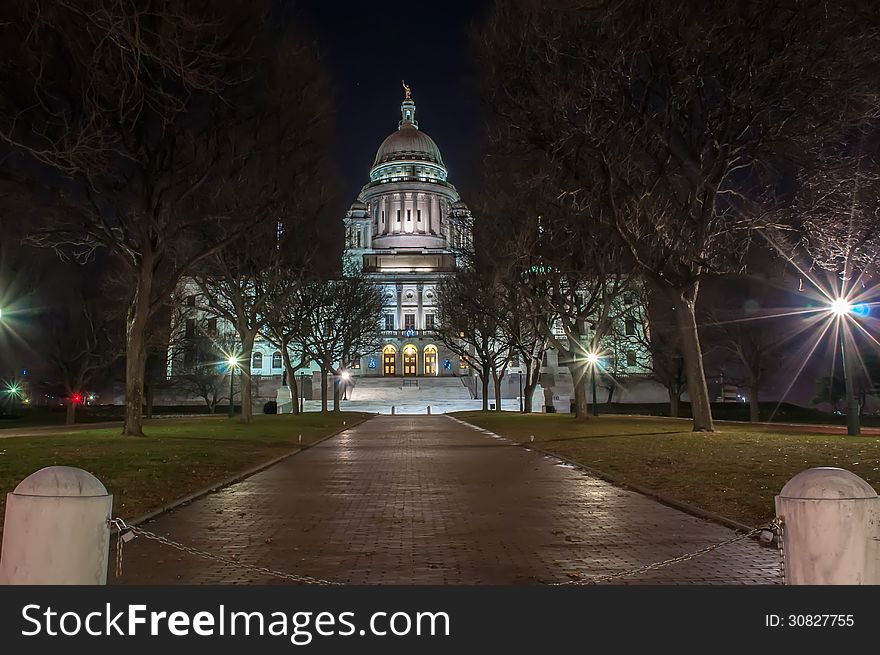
[340,86,471,378]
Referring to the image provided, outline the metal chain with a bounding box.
[554,521,784,585]
[774,516,786,581]
[109,518,341,585]
[110,517,784,586]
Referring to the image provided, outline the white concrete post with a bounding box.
[775,467,879,585]
[0,466,112,584]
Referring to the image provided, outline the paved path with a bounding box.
[112,416,780,585]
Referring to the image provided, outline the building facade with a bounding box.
[342,88,470,377]
[162,87,660,411]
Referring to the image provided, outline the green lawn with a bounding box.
[455,412,880,527]
[0,412,368,531]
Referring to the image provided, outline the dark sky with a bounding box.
[292,1,493,206]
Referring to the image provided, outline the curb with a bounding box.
[117,414,372,530]
[453,415,758,534]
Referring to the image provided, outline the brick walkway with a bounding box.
[111,415,780,585]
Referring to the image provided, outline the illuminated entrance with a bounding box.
[383,345,397,376]
[403,344,418,376]
[424,345,437,376]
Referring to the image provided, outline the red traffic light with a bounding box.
[72,393,83,404]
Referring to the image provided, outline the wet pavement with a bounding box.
[112,415,780,585]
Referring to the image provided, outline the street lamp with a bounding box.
[340,369,351,401]
[829,297,861,436]
[227,355,239,419]
[518,370,524,413]
[586,351,600,417]
[299,371,306,413]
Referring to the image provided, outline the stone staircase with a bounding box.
[348,377,472,402]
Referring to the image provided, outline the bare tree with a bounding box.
[263,269,314,414]
[299,276,385,413]
[169,315,240,414]
[194,223,285,424]
[436,266,512,411]
[476,0,880,431]
[785,143,880,285]
[41,290,121,424]
[0,2,329,435]
[627,283,687,417]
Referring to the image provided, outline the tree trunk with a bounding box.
[480,370,489,411]
[606,383,615,404]
[670,289,714,432]
[748,374,760,422]
[66,401,76,425]
[122,273,151,436]
[281,346,300,414]
[320,367,328,413]
[239,335,255,424]
[669,388,680,418]
[572,375,589,420]
[563,356,589,420]
[523,380,537,413]
[333,372,341,412]
[493,373,502,412]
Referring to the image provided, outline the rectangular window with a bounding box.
[381,210,385,223]
[417,209,422,222]
[184,318,195,339]
[350,356,361,370]
[460,357,469,370]
[425,314,435,330]
[207,318,217,335]
[397,210,401,222]
[626,350,637,366]
[384,314,395,331]
[625,318,636,336]
[186,295,196,307]
[404,314,415,330]
[407,209,411,222]
[356,230,362,248]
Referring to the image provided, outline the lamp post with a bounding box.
[829,298,861,436]
[518,370,524,413]
[340,369,350,401]
[586,352,599,417]
[227,355,239,419]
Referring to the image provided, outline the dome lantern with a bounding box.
[399,80,417,129]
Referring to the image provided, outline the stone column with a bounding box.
[396,283,403,330]
[434,196,442,236]
[426,194,433,235]
[417,283,424,329]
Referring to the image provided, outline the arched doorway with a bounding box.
[402,344,418,376]
[382,345,397,376]
[424,345,438,376]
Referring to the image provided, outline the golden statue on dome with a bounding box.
[402,80,412,101]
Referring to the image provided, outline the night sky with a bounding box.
[293,1,492,206]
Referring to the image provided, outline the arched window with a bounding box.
[272,352,282,369]
[252,352,263,369]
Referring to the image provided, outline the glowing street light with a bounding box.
[339,369,351,401]
[226,355,240,418]
[586,351,600,417]
[827,297,861,436]
[829,297,852,317]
